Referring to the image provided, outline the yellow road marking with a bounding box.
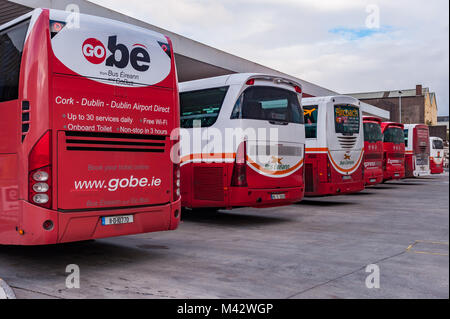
[414,240,449,245]
[412,251,449,256]
[405,240,449,256]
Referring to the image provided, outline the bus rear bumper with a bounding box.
[413,170,431,177]
[364,169,384,186]
[13,200,181,246]
[430,162,444,174]
[383,167,405,181]
[305,180,365,197]
[229,186,305,208]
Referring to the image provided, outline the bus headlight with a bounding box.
[33,194,49,204]
[32,183,49,193]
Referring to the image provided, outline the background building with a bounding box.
[346,84,438,125]
[1,0,390,119]
[432,116,449,141]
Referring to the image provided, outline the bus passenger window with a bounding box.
[180,86,229,128]
[0,20,29,102]
[303,105,318,138]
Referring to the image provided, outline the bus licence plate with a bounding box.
[271,193,286,200]
[102,215,134,226]
[370,178,377,183]
[394,173,400,177]
[343,175,352,181]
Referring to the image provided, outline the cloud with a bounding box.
[88,0,449,116]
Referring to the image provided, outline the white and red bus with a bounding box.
[381,122,405,181]
[179,74,305,209]
[303,96,365,196]
[363,117,384,185]
[429,136,444,174]
[403,124,430,177]
[0,9,180,245]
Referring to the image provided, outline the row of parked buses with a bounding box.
[0,9,445,246]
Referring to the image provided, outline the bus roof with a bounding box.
[403,123,429,130]
[179,73,302,92]
[302,95,361,106]
[381,122,404,130]
[363,116,382,124]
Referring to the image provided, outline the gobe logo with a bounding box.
[82,38,106,64]
[82,36,150,72]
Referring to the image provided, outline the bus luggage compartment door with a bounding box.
[56,131,171,211]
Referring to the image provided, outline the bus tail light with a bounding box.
[29,131,52,209]
[327,160,332,183]
[173,163,181,201]
[231,141,248,187]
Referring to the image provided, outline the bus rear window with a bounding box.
[334,104,360,135]
[404,129,409,147]
[433,139,444,149]
[304,105,318,138]
[363,122,383,143]
[384,127,404,144]
[231,86,303,124]
[180,86,229,128]
[0,20,30,102]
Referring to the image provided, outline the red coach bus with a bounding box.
[303,96,365,196]
[429,137,444,174]
[381,122,405,181]
[0,9,180,245]
[179,74,305,209]
[403,124,431,177]
[363,117,384,185]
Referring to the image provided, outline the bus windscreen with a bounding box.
[304,105,318,138]
[180,86,228,128]
[363,122,383,143]
[334,104,360,135]
[433,139,444,149]
[384,127,404,144]
[231,86,303,124]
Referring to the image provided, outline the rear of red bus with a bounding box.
[404,124,431,177]
[0,9,180,245]
[430,137,444,174]
[304,97,365,196]
[179,75,305,209]
[381,122,405,181]
[363,117,383,186]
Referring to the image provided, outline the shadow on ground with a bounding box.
[181,209,291,227]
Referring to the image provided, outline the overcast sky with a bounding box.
[90,0,449,116]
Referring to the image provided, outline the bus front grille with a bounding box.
[305,164,315,193]
[337,136,357,149]
[364,153,383,160]
[193,167,224,201]
[64,131,166,153]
